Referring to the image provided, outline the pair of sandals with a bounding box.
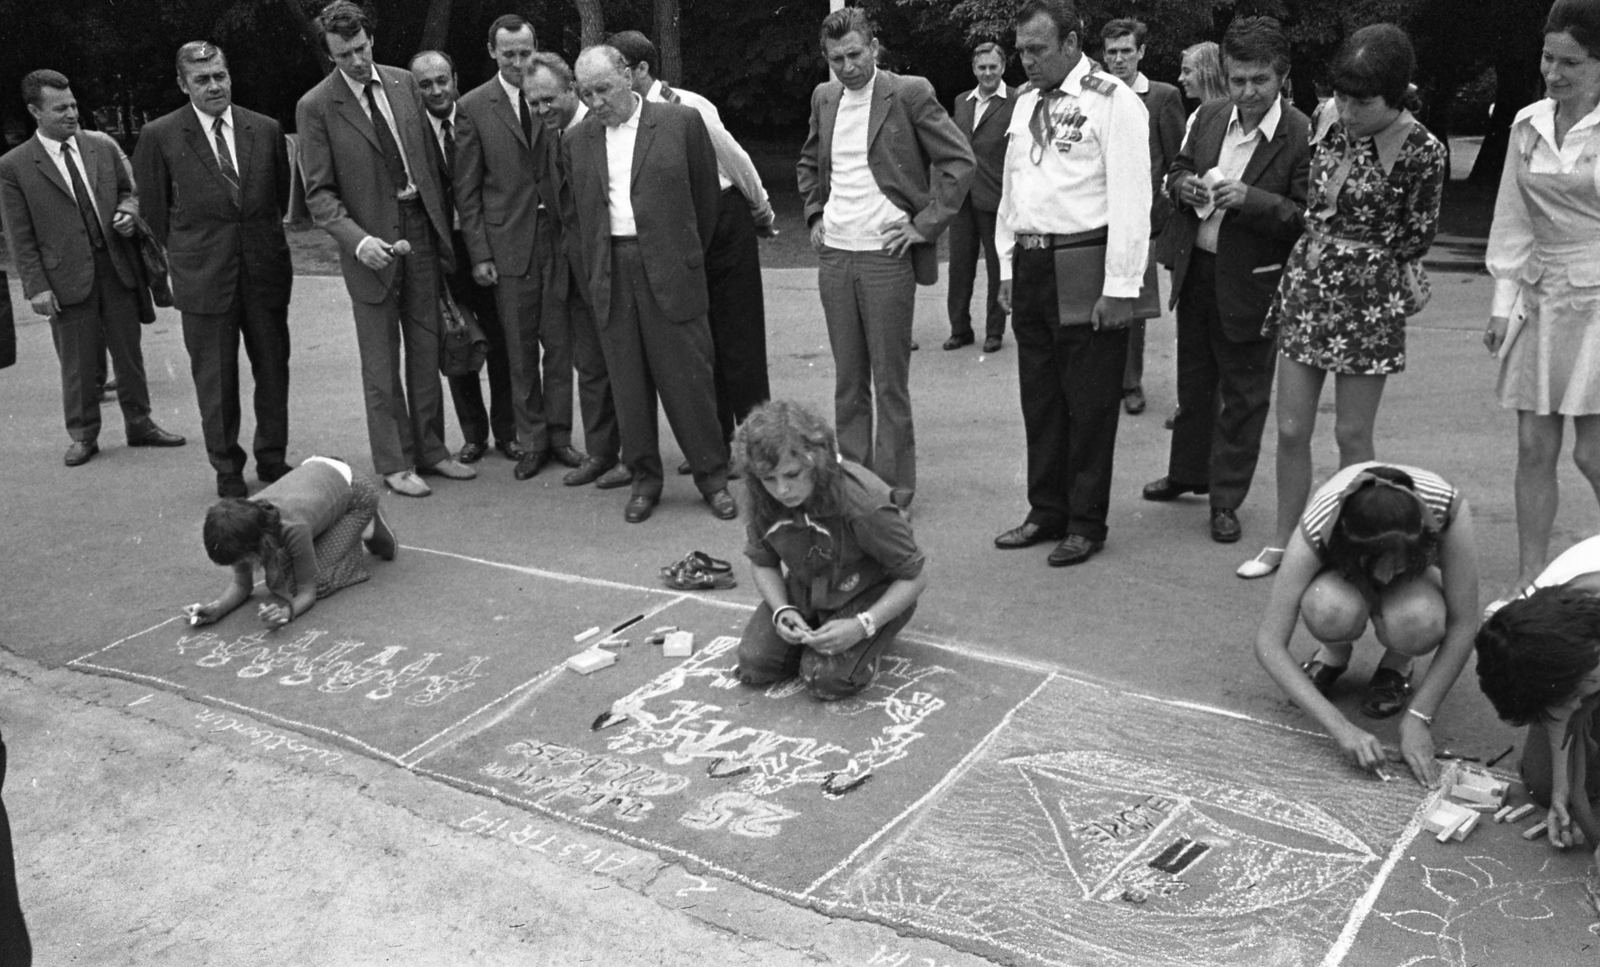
[1302,659,1412,718]
[660,550,737,591]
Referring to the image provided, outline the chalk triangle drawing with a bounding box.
[1008,750,1379,917]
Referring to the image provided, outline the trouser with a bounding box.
[706,188,770,441]
[0,731,32,966]
[496,216,574,455]
[349,198,449,475]
[559,276,618,462]
[1166,251,1277,510]
[818,246,917,500]
[1012,245,1128,542]
[443,230,513,448]
[52,247,151,442]
[599,239,727,497]
[736,592,916,701]
[181,273,291,475]
[946,200,1005,339]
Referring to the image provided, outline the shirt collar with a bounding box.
[1130,72,1150,94]
[1530,97,1600,148]
[35,129,74,158]
[340,68,373,101]
[1227,97,1283,142]
[425,105,455,136]
[1052,55,1093,95]
[1368,109,1417,177]
[191,103,234,133]
[609,92,642,131]
[646,79,664,102]
[968,83,1008,102]
[566,101,588,132]
[496,71,523,107]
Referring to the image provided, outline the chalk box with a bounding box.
[1449,766,1509,807]
[566,648,617,675]
[1423,801,1479,842]
[663,631,694,658]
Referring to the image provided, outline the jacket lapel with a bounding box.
[234,111,255,190]
[867,71,890,147]
[30,140,73,201]
[182,111,239,205]
[490,81,528,149]
[630,100,657,187]
[971,86,1009,135]
[1240,125,1287,186]
[331,72,382,154]
[818,85,841,165]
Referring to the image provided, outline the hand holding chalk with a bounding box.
[183,603,204,626]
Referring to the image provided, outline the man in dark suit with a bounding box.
[1101,17,1186,416]
[0,69,186,467]
[797,7,974,511]
[295,0,474,497]
[455,14,582,481]
[133,42,293,498]
[563,44,735,524]
[1141,17,1310,547]
[944,41,1016,354]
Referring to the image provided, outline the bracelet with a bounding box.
[772,605,800,630]
[856,611,878,639]
[1405,707,1434,726]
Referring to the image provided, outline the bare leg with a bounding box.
[1515,412,1565,594]
[1331,372,1388,468]
[1272,357,1329,549]
[1571,413,1600,539]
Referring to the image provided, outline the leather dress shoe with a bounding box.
[383,470,431,498]
[1142,476,1209,502]
[1047,534,1104,567]
[704,488,739,520]
[217,472,248,498]
[982,335,1003,353]
[1210,507,1242,543]
[1123,387,1146,415]
[257,462,293,483]
[127,421,186,447]
[595,464,633,489]
[64,440,99,467]
[457,441,488,464]
[624,493,658,523]
[943,331,975,351]
[994,521,1066,549]
[677,459,693,475]
[421,458,476,480]
[364,509,398,561]
[494,440,525,461]
[563,456,618,487]
[1301,659,1347,697]
[514,449,551,480]
[551,445,585,469]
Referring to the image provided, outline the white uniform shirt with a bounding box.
[605,93,643,237]
[823,72,903,251]
[645,79,773,226]
[192,103,238,171]
[1196,99,1282,253]
[35,132,101,219]
[995,56,1150,293]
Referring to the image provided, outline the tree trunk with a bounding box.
[654,0,682,85]
[571,0,605,48]
[281,0,331,74]
[420,0,454,52]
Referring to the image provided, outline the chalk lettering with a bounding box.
[191,710,343,766]
[679,790,799,838]
[173,630,488,704]
[457,810,638,875]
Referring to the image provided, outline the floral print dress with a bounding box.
[1267,109,1447,375]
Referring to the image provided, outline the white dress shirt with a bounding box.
[35,131,101,218]
[605,93,643,236]
[968,83,1009,130]
[995,57,1150,293]
[565,101,589,134]
[193,103,238,171]
[823,72,902,251]
[645,79,773,227]
[340,69,417,197]
[1196,99,1282,253]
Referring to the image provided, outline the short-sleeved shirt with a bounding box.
[743,460,925,617]
[257,459,352,593]
[1299,461,1458,560]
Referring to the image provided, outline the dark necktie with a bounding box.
[660,83,683,105]
[60,141,106,251]
[364,81,410,191]
[211,116,241,206]
[518,95,533,145]
[1028,87,1068,163]
[438,117,455,215]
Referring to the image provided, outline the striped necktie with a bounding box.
[212,116,241,206]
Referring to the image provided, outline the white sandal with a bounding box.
[1237,547,1284,579]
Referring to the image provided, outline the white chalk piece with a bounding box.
[1449,766,1509,807]
[663,630,693,658]
[1493,805,1514,823]
[1423,801,1475,841]
[574,626,601,643]
[1505,803,1537,823]
[566,648,616,675]
[1522,820,1548,840]
[651,625,678,635]
[1450,811,1481,842]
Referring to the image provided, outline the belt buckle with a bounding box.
[1019,234,1049,250]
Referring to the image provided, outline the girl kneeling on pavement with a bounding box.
[733,401,927,701]
[1255,462,1479,785]
[190,456,397,629]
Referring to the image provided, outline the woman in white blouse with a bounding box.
[1485,0,1600,608]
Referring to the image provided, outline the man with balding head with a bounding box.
[562,45,734,524]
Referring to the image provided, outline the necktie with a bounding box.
[440,116,455,177]
[364,81,410,191]
[212,115,242,206]
[1027,87,1068,164]
[660,83,683,105]
[59,141,106,250]
[518,95,533,145]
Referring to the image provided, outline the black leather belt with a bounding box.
[1015,228,1109,250]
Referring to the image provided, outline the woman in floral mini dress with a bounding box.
[1238,23,1447,581]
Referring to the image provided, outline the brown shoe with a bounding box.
[64,440,99,467]
[595,464,633,489]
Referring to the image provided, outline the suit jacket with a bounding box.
[561,99,720,328]
[132,104,293,314]
[951,84,1016,213]
[295,64,453,305]
[0,130,140,306]
[796,69,974,285]
[454,77,561,280]
[1139,79,1187,235]
[1166,97,1312,339]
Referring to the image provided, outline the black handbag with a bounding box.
[438,286,489,377]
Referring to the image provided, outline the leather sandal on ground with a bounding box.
[660,560,737,591]
[1300,659,1347,697]
[1360,667,1413,719]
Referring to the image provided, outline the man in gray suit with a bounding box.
[295,0,474,497]
[134,41,294,498]
[0,69,186,467]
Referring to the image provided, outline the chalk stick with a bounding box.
[1435,812,1468,842]
[1485,744,1515,768]
[651,625,677,634]
[663,630,693,658]
[566,648,616,674]
[1493,805,1514,823]
[1505,803,1537,823]
[1523,820,1548,840]
[574,626,600,643]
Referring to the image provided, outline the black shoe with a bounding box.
[1123,387,1146,415]
[514,449,551,480]
[1142,477,1209,502]
[1301,659,1347,698]
[624,493,658,523]
[704,488,738,520]
[127,421,186,447]
[1210,507,1242,543]
[551,445,585,469]
[217,472,248,498]
[982,335,1003,353]
[494,440,524,461]
[1047,534,1104,567]
[994,521,1065,549]
[563,456,618,487]
[943,331,975,351]
[257,462,293,484]
[1361,668,1413,719]
[677,459,693,475]
[64,440,99,466]
[364,509,398,561]
[595,464,634,489]
[458,441,488,464]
